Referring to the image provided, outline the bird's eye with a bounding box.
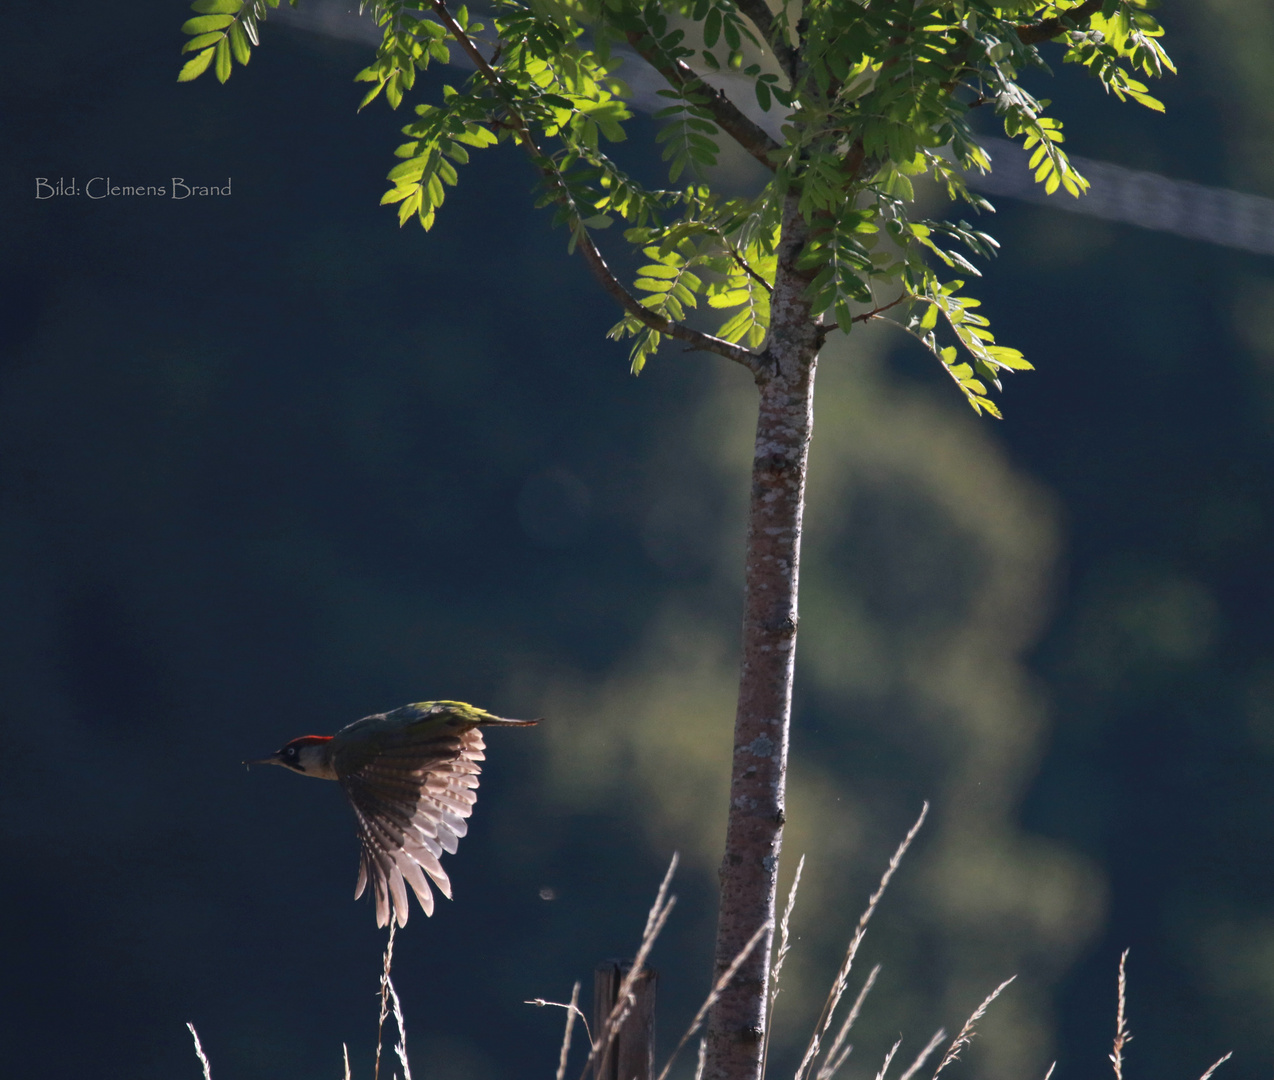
[286,747,297,757]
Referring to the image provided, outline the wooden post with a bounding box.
[593,960,657,1080]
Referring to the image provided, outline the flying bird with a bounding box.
[251,700,538,927]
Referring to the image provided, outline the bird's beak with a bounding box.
[244,755,283,768]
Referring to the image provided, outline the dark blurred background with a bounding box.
[4,2,1274,1077]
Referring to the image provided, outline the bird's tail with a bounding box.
[480,715,542,727]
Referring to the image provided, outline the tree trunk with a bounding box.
[704,196,822,1080]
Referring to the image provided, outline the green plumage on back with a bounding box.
[330,700,536,772]
[252,699,539,926]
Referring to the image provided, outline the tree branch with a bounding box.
[732,0,798,82]
[576,230,762,370]
[853,292,910,323]
[930,1,1102,105]
[624,31,782,170]
[1016,0,1103,46]
[712,230,773,294]
[815,292,911,331]
[429,0,762,372]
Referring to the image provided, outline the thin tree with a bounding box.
[173,3,1171,1079]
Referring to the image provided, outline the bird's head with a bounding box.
[248,735,336,779]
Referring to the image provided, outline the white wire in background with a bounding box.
[269,2,1274,258]
[972,136,1274,256]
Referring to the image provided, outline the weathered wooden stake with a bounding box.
[593,960,657,1080]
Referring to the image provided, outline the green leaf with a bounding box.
[183,32,226,54]
[704,7,721,47]
[214,36,232,83]
[190,0,242,12]
[177,47,216,82]
[358,81,386,110]
[637,263,683,279]
[987,346,1033,370]
[834,302,853,335]
[181,14,235,33]
[228,22,251,65]
[1128,89,1165,112]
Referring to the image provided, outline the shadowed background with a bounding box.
[3,1,1274,1077]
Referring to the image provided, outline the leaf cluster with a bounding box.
[176,0,1172,411]
[178,0,293,84]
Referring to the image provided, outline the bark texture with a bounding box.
[704,196,823,1080]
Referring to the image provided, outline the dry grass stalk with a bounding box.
[896,1029,945,1080]
[1110,949,1130,1080]
[579,855,679,1080]
[387,966,413,1080]
[642,853,679,943]
[1040,1063,1055,1080]
[1197,1052,1232,1080]
[762,854,807,1078]
[344,1043,353,1080]
[819,1034,854,1079]
[874,1038,902,1080]
[815,964,881,1080]
[693,1037,707,1080]
[930,975,1016,1078]
[526,990,595,1052]
[186,1022,213,1080]
[654,918,773,1080]
[555,983,584,1080]
[375,921,399,1080]
[794,803,930,1080]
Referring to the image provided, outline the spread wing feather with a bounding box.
[338,725,487,928]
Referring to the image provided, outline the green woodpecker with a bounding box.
[251,700,538,927]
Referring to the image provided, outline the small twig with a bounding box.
[375,922,398,1080]
[794,803,929,1080]
[186,1023,213,1080]
[853,293,911,324]
[723,237,775,294]
[344,1043,352,1080]
[654,919,773,1080]
[931,976,1016,1078]
[622,31,782,170]
[1040,1064,1055,1080]
[819,293,912,332]
[1198,1052,1233,1080]
[896,1030,945,1080]
[1111,949,1130,1080]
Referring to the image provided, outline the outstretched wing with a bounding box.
[336,724,485,928]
